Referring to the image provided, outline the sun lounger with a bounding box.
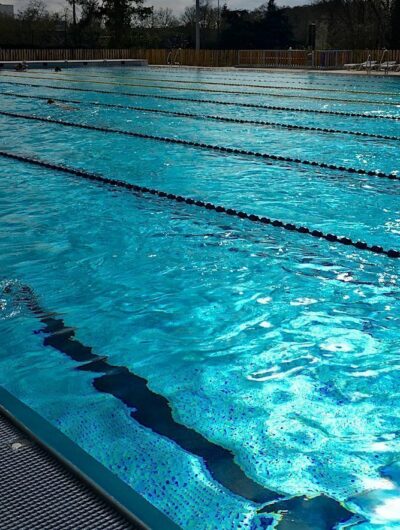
[378,61,397,71]
[344,63,359,69]
[358,60,377,70]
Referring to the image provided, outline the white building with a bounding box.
[0,4,14,16]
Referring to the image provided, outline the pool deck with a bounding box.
[0,61,399,76]
[0,410,140,530]
[153,65,400,77]
[238,67,400,77]
[0,387,180,530]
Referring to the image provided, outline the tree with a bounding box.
[18,0,49,21]
[77,0,101,26]
[256,0,293,48]
[73,0,103,47]
[391,0,400,47]
[181,0,219,47]
[220,8,255,48]
[181,0,217,28]
[101,0,152,46]
[219,2,292,49]
[149,8,178,28]
[16,0,64,47]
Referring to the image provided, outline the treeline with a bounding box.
[0,0,399,50]
[286,0,400,49]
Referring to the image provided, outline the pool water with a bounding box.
[0,67,400,529]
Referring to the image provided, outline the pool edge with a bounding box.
[0,385,181,530]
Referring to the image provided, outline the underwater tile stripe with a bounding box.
[2,92,400,143]
[3,72,398,107]
[1,150,399,259]
[6,281,357,529]
[1,110,399,184]
[11,282,279,505]
[27,70,400,98]
[1,79,399,121]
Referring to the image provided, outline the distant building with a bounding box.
[0,4,14,17]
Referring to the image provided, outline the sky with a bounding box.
[10,0,308,15]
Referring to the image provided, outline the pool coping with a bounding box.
[0,386,181,530]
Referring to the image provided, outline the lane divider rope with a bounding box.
[1,109,399,183]
[3,91,400,143]
[1,150,399,259]
[144,66,400,90]
[2,79,399,121]
[37,69,400,98]
[3,72,399,107]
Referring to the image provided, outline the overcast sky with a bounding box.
[11,0,308,15]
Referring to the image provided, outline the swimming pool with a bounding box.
[0,66,399,529]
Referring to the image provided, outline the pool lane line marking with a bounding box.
[9,283,279,505]
[1,150,399,259]
[2,110,399,185]
[3,72,400,107]
[2,79,399,122]
[26,69,400,99]
[10,281,358,530]
[2,91,400,143]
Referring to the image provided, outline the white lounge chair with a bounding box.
[358,60,378,70]
[344,63,361,70]
[379,61,398,71]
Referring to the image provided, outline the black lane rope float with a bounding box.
[3,72,399,107]
[6,281,357,530]
[2,110,400,185]
[3,91,400,143]
[1,150,399,259]
[2,79,400,122]
[40,70,400,98]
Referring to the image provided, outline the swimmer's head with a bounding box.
[47,99,55,104]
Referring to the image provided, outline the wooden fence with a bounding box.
[0,48,240,66]
[237,49,400,68]
[1,48,400,68]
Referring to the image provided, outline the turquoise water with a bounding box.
[0,67,400,529]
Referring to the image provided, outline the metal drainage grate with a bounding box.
[0,411,142,530]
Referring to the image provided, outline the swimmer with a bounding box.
[15,62,27,72]
[54,66,62,72]
[47,98,77,111]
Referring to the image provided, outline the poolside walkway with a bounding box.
[0,411,141,530]
[153,65,400,77]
